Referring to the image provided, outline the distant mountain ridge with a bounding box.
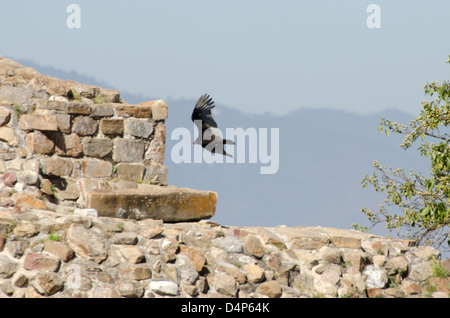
[15,58,429,239]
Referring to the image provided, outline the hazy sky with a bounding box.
[1,0,449,116]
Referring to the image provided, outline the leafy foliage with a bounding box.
[353,55,450,252]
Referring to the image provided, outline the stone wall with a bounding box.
[0,56,168,211]
[0,209,448,298]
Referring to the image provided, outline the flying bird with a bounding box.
[191,94,235,157]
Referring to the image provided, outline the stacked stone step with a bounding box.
[0,56,168,210]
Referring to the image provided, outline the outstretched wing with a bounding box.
[191,93,218,129]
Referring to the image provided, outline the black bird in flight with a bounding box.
[191,94,235,157]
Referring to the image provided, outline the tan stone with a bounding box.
[242,235,265,259]
[41,157,73,177]
[86,185,217,222]
[54,177,80,200]
[67,102,91,115]
[139,100,168,121]
[179,245,206,272]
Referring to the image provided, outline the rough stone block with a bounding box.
[67,102,91,115]
[81,159,113,178]
[91,104,114,117]
[114,104,151,118]
[19,114,58,131]
[139,100,168,121]
[144,123,166,164]
[86,185,217,222]
[54,133,82,157]
[0,86,34,105]
[56,114,71,133]
[0,127,18,146]
[143,163,168,185]
[53,177,80,200]
[41,157,73,177]
[0,106,11,126]
[113,139,145,163]
[72,116,98,136]
[128,119,153,138]
[100,118,124,135]
[82,137,113,158]
[26,131,54,154]
[116,163,145,182]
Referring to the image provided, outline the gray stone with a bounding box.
[82,138,113,158]
[363,265,388,288]
[206,272,238,297]
[0,127,19,146]
[17,170,39,185]
[129,119,153,138]
[118,281,144,298]
[67,102,91,115]
[113,139,145,163]
[74,208,98,217]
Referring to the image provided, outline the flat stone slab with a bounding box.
[86,185,217,222]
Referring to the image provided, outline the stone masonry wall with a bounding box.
[0,57,448,299]
[0,56,168,211]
